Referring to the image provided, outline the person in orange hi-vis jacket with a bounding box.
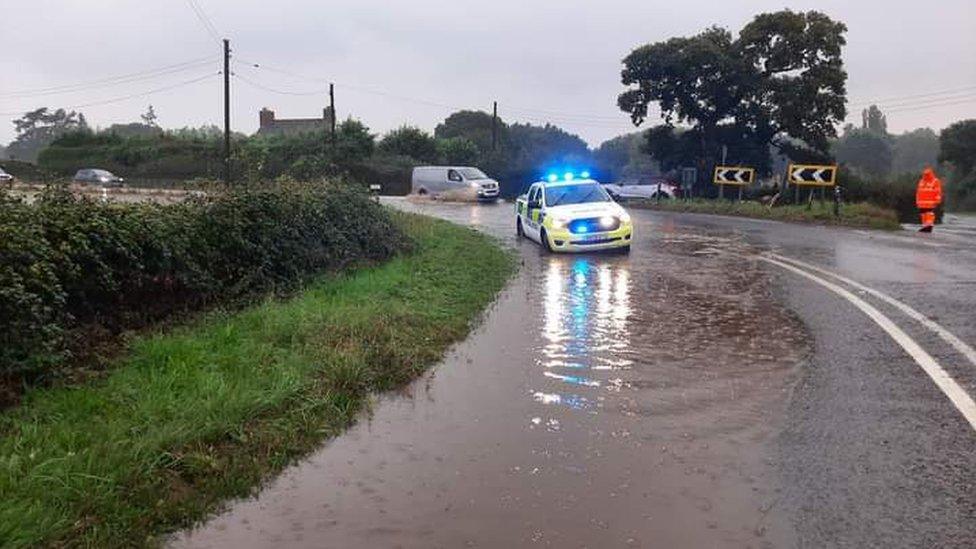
[915,166,943,233]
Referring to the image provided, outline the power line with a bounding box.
[848,84,976,109]
[0,72,220,117]
[0,57,216,98]
[876,91,976,110]
[233,73,331,96]
[885,95,976,114]
[185,0,222,43]
[236,57,643,125]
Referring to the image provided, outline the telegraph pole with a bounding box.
[492,101,498,152]
[329,83,336,151]
[223,38,231,183]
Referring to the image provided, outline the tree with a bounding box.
[140,105,159,128]
[437,137,480,165]
[377,126,438,163]
[618,10,847,189]
[833,129,893,179]
[861,105,887,136]
[7,108,89,162]
[939,120,976,210]
[105,122,162,138]
[333,118,375,161]
[506,123,590,174]
[939,120,976,176]
[434,110,505,154]
[892,128,939,175]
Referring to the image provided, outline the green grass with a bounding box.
[0,213,515,548]
[628,198,901,230]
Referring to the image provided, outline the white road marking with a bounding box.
[768,253,976,370]
[759,255,976,432]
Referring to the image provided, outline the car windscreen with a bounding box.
[92,170,114,177]
[459,168,487,180]
[545,183,612,206]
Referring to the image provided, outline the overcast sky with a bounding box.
[2,0,974,147]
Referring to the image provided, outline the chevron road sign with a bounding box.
[788,164,838,186]
[713,166,755,186]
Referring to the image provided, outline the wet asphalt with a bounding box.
[173,200,976,548]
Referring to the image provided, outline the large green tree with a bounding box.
[377,126,438,163]
[861,105,887,136]
[892,128,939,175]
[7,108,89,162]
[437,137,480,165]
[618,10,847,189]
[939,120,976,176]
[833,128,893,179]
[434,110,506,154]
[594,133,658,181]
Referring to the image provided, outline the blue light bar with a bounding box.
[547,173,558,182]
[564,172,574,181]
[580,170,591,179]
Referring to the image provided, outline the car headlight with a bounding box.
[599,216,616,228]
[550,217,569,229]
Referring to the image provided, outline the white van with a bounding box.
[411,166,500,201]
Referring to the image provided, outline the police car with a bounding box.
[515,172,633,253]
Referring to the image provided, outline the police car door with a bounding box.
[525,184,544,242]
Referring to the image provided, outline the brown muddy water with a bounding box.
[172,200,810,548]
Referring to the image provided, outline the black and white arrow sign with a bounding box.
[788,164,837,186]
[713,166,755,185]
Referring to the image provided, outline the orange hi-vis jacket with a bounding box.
[916,168,943,210]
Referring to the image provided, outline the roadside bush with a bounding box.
[840,168,918,222]
[0,182,411,383]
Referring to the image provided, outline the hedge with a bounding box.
[0,182,411,382]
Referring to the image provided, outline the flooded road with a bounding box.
[174,200,809,548]
[175,200,976,548]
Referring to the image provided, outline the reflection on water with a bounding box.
[537,256,633,408]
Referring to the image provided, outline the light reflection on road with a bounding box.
[536,256,633,410]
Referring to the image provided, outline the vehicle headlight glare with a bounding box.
[600,216,615,228]
[551,217,569,229]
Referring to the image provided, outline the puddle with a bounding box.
[173,201,809,548]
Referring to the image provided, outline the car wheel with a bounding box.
[516,218,524,237]
[540,228,553,252]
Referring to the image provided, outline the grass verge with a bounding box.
[0,212,515,548]
[628,198,901,230]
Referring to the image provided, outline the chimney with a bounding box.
[259,108,275,129]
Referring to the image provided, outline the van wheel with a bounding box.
[540,228,553,252]
[516,218,524,237]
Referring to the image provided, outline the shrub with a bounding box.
[0,182,411,383]
[840,168,918,222]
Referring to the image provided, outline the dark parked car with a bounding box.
[73,168,124,187]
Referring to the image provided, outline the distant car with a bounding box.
[411,166,500,201]
[0,167,13,187]
[73,168,124,187]
[602,179,677,201]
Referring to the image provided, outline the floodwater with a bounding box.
[173,199,810,548]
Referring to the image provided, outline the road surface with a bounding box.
[174,199,976,548]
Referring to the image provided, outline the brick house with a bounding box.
[256,107,335,137]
